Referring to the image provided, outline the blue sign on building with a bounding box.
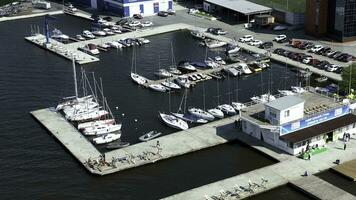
[280,105,350,135]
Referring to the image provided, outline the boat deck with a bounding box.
[32,108,240,175]
[332,159,356,181]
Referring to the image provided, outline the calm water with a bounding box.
[249,185,315,200]
[317,170,356,196]
[0,14,305,199]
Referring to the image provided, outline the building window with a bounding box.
[284,110,290,117]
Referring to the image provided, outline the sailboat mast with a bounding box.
[203,81,206,110]
[92,72,98,102]
[217,80,220,105]
[72,56,78,98]
[100,77,105,109]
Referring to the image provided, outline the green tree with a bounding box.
[340,63,356,94]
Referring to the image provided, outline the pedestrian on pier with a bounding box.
[308,154,311,161]
[344,142,347,150]
[156,140,160,148]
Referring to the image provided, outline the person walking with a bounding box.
[344,142,347,150]
[308,153,311,161]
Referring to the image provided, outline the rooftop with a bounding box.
[204,0,272,15]
[265,95,305,111]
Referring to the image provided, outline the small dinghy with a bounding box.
[106,141,130,149]
[139,130,162,142]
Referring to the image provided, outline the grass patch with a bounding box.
[249,0,306,13]
[300,147,328,159]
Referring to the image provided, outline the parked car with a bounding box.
[317,47,331,55]
[327,64,340,72]
[335,67,343,74]
[239,35,253,42]
[325,50,337,57]
[249,39,263,46]
[158,11,169,17]
[274,34,287,43]
[167,9,176,15]
[331,51,342,58]
[290,40,302,48]
[133,14,143,19]
[309,58,320,66]
[212,28,227,35]
[310,45,324,53]
[316,60,330,70]
[128,20,141,27]
[302,56,313,64]
[259,41,273,49]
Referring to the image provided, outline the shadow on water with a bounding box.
[316,169,356,196]
[248,184,316,200]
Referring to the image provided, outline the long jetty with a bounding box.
[31,108,240,175]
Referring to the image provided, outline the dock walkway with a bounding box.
[32,108,240,175]
[0,10,63,22]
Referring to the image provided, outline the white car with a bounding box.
[189,8,198,14]
[310,45,323,53]
[249,40,263,46]
[327,64,340,72]
[141,21,153,27]
[128,20,141,27]
[239,35,253,43]
[302,57,312,64]
[274,34,287,42]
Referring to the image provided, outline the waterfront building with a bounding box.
[306,0,356,42]
[70,0,173,17]
[240,90,356,155]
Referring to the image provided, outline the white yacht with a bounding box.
[56,95,93,111]
[205,40,227,48]
[107,41,122,49]
[75,34,85,41]
[278,90,295,96]
[93,133,121,144]
[92,30,106,36]
[154,69,172,78]
[191,30,206,39]
[159,113,189,130]
[168,68,182,75]
[137,38,150,44]
[223,66,241,77]
[103,28,115,35]
[238,63,252,74]
[83,123,122,136]
[291,86,306,94]
[226,43,240,54]
[175,75,191,88]
[82,30,95,39]
[161,80,181,90]
[177,62,196,72]
[149,84,168,92]
[218,104,236,115]
[77,119,116,130]
[131,73,147,85]
[207,108,224,119]
[80,43,100,55]
[188,108,215,121]
[251,94,276,104]
[171,112,208,124]
[51,29,69,41]
[62,101,99,117]
[67,109,109,122]
[111,26,122,34]
[231,102,246,111]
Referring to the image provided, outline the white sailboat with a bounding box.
[175,75,191,88]
[188,81,215,121]
[149,84,169,92]
[130,47,147,85]
[218,104,236,115]
[232,77,246,111]
[83,123,122,136]
[93,133,121,144]
[78,119,115,130]
[159,112,189,130]
[278,90,295,96]
[161,80,181,90]
[208,80,224,119]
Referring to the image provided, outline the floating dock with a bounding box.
[31,108,240,175]
[332,159,356,181]
[0,10,63,22]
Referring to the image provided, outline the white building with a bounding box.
[240,93,356,155]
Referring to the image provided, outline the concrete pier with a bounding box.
[0,10,63,22]
[31,108,240,175]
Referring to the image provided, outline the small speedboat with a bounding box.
[159,112,189,130]
[107,41,123,49]
[141,21,153,27]
[223,66,240,77]
[237,63,252,75]
[231,102,246,111]
[82,30,95,39]
[98,43,110,49]
[207,108,224,119]
[175,75,191,88]
[83,123,122,136]
[171,112,208,124]
[75,34,85,41]
[137,38,150,44]
[218,104,236,115]
[103,28,115,35]
[51,28,69,41]
[177,61,196,72]
[93,133,121,144]
[131,73,147,85]
[226,43,240,54]
[149,84,169,92]
[188,108,215,121]
[161,80,181,90]
[168,68,182,75]
[92,30,106,36]
[106,141,130,149]
[191,30,205,39]
[214,56,226,65]
[291,86,306,94]
[139,130,162,142]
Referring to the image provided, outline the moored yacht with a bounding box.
[231,102,246,111]
[51,29,69,41]
[177,61,196,72]
[79,43,100,55]
[83,123,122,136]
[82,30,95,39]
[237,63,252,74]
[149,84,169,92]
[207,108,224,119]
[154,69,172,78]
[93,133,121,144]
[131,73,147,85]
[78,119,116,130]
[175,75,191,88]
[161,80,181,90]
[188,108,215,121]
[278,90,295,96]
[218,104,236,115]
[159,112,189,130]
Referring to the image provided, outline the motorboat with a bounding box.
[207,108,224,119]
[175,75,191,88]
[83,123,122,136]
[75,34,85,41]
[141,21,153,27]
[79,43,100,55]
[190,30,205,39]
[214,56,226,65]
[154,69,172,78]
[129,20,141,27]
[111,26,122,34]
[188,108,215,121]
[77,119,116,130]
[291,86,306,94]
[177,61,196,72]
[67,109,109,122]
[159,112,189,130]
[161,80,181,90]
[205,40,227,48]
[248,63,262,73]
[64,3,77,13]
[251,94,275,104]
[92,30,106,36]
[231,102,246,111]
[237,63,252,74]
[107,41,122,49]
[139,130,162,142]
[131,72,147,85]
[98,43,110,49]
[106,141,130,149]
[205,60,219,68]
[218,104,236,115]
[103,28,115,35]
[56,95,93,111]
[82,30,95,39]
[226,43,240,54]
[149,84,169,92]
[51,28,69,41]
[278,90,295,96]
[171,112,208,124]
[316,76,328,83]
[93,133,121,145]
[168,68,182,75]
[190,61,210,69]
[188,74,197,81]
[137,38,150,44]
[223,66,241,77]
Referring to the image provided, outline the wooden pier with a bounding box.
[31,108,240,175]
[332,159,356,181]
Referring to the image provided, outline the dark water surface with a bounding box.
[249,185,315,200]
[317,170,356,196]
[0,15,304,199]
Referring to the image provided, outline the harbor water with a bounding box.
[0,14,342,199]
